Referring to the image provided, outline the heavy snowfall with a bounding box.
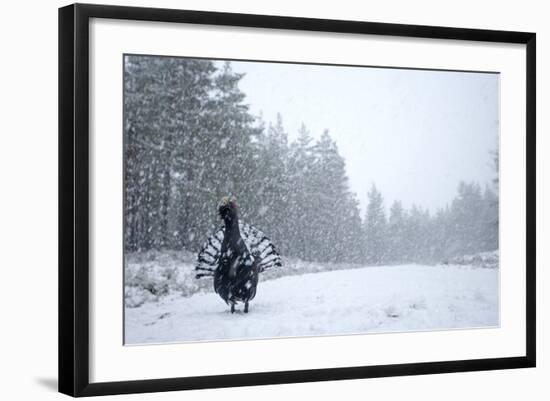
[123,55,500,343]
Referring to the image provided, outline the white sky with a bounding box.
[227,60,499,215]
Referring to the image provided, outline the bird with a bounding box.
[195,196,282,313]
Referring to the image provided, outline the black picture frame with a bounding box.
[59,3,536,397]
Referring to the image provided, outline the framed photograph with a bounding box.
[59,3,536,397]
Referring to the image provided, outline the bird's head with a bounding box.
[218,196,238,222]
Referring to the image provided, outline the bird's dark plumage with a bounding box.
[195,197,282,313]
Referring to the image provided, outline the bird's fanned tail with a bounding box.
[195,222,282,278]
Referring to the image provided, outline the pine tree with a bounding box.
[301,130,363,262]
[247,113,290,253]
[364,184,387,264]
[481,185,499,251]
[387,200,407,263]
[286,123,316,259]
[449,181,485,256]
[431,205,452,262]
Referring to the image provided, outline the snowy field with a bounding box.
[125,263,498,344]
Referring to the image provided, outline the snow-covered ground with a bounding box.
[125,264,498,344]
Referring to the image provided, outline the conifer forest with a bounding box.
[124,55,498,266]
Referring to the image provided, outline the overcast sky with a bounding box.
[226,60,499,215]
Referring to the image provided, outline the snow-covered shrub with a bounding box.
[125,249,212,308]
[442,250,499,269]
[124,285,157,308]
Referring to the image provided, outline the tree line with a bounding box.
[124,55,498,265]
[364,182,498,265]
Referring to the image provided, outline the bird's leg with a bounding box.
[244,301,249,314]
[231,303,235,314]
